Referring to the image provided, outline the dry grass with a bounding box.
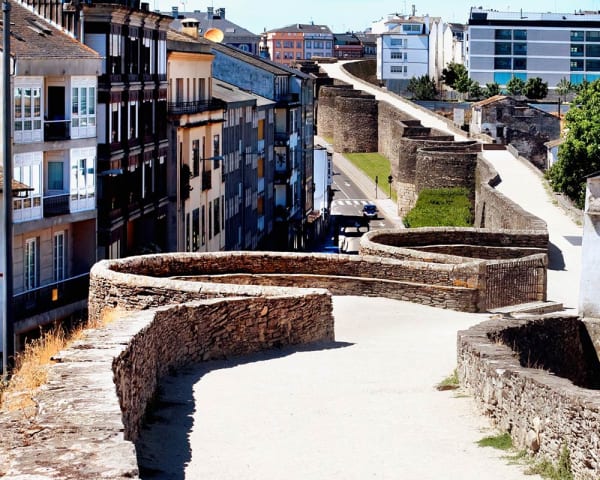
[0,307,124,413]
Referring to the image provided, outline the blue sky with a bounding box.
[156,0,600,34]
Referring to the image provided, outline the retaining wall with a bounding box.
[333,94,378,153]
[458,316,600,479]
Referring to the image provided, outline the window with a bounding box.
[176,78,183,103]
[208,200,213,239]
[296,41,302,49]
[24,238,38,291]
[199,78,206,100]
[587,59,600,71]
[513,43,527,55]
[14,83,42,143]
[275,40,281,48]
[571,31,584,42]
[514,58,527,70]
[305,40,312,48]
[111,103,120,143]
[495,42,511,55]
[201,205,206,245]
[213,197,220,235]
[192,208,199,251]
[495,29,512,40]
[71,77,97,139]
[53,231,65,282]
[513,30,527,40]
[588,44,600,57]
[572,44,585,56]
[213,134,220,168]
[70,147,95,212]
[110,30,122,74]
[402,24,421,33]
[48,161,64,191]
[571,59,584,71]
[494,57,511,69]
[128,101,138,139]
[192,139,200,176]
[391,50,403,59]
[13,152,42,222]
[390,65,408,73]
[587,31,600,42]
[283,40,293,48]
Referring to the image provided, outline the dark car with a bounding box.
[362,203,378,218]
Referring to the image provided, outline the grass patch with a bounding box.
[436,368,459,391]
[477,432,513,451]
[403,187,473,227]
[526,445,574,480]
[344,152,397,202]
[0,308,123,413]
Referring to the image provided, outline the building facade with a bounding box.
[1,0,101,347]
[266,24,333,65]
[166,27,226,254]
[468,7,600,88]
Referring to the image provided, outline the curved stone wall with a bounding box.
[333,94,378,153]
[360,228,548,311]
[458,316,600,480]
[396,139,479,215]
[316,84,354,138]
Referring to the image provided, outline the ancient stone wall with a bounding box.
[333,94,378,153]
[316,83,354,138]
[396,138,477,215]
[475,157,548,231]
[458,316,600,480]
[415,146,479,200]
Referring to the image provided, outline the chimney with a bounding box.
[207,6,213,18]
[181,18,200,38]
[171,5,178,17]
[216,7,225,19]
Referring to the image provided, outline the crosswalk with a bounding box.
[330,198,373,216]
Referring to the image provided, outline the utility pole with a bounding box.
[2,0,14,378]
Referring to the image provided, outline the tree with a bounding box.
[454,73,473,100]
[523,77,548,100]
[483,82,501,98]
[407,75,437,100]
[506,77,525,96]
[547,79,600,208]
[441,62,468,90]
[468,82,483,100]
[556,77,574,102]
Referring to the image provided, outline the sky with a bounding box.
[156,0,600,35]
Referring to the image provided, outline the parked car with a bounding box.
[362,203,378,218]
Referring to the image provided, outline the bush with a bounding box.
[403,187,473,228]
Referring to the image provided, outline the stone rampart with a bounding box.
[458,316,600,479]
[316,83,353,138]
[333,94,378,153]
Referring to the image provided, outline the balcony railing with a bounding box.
[13,273,89,321]
[43,193,70,217]
[44,120,70,141]
[167,98,226,115]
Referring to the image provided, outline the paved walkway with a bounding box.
[136,62,582,479]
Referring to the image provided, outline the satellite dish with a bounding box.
[204,27,224,43]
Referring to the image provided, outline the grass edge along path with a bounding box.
[344,152,397,203]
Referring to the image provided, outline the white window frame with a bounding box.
[13,77,43,143]
[53,231,66,282]
[70,147,96,212]
[13,151,43,222]
[71,76,97,139]
[24,237,38,291]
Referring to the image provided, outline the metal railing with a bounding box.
[44,120,70,141]
[167,98,226,115]
[13,273,89,321]
[43,193,70,217]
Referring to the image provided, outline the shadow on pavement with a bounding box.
[136,340,354,479]
[548,241,566,271]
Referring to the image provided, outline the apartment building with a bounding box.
[166,26,226,253]
[209,42,315,250]
[266,24,333,65]
[375,15,433,93]
[468,7,600,88]
[212,80,275,251]
[333,33,363,59]
[0,0,101,347]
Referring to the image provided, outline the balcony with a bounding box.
[13,273,89,321]
[44,120,70,141]
[168,98,226,115]
[43,193,70,217]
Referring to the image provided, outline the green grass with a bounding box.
[526,445,574,480]
[477,432,513,451]
[344,152,397,202]
[436,369,459,391]
[403,187,473,228]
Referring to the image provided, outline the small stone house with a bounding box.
[470,95,561,169]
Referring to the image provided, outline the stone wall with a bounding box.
[360,228,548,311]
[316,83,354,138]
[333,94,378,153]
[458,316,600,480]
[475,157,548,231]
[396,139,479,215]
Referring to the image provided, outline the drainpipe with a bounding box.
[2,0,14,377]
